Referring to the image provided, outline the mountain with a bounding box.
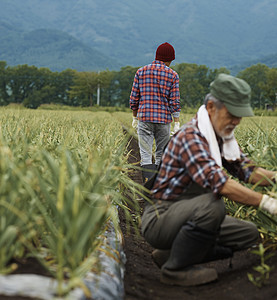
[0,0,277,71]
[0,22,121,71]
[229,53,277,75]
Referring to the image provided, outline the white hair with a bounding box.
[204,93,224,109]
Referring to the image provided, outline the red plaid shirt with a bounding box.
[129,60,180,124]
[152,117,256,200]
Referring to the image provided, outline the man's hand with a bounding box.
[259,194,277,215]
[132,116,138,130]
[173,122,180,133]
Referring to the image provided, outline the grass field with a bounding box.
[0,108,138,296]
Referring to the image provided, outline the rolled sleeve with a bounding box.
[168,74,181,114]
[222,151,256,183]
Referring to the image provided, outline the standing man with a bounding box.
[130,42,181,183]
[141,74,277,286]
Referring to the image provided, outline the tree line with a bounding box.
[0,60,276,109]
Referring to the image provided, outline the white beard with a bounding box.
[218,126,235,140]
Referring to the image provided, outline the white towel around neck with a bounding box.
[197,105,240,167]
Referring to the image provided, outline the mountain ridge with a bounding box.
[0,23,121,71]
[0,0,277,71]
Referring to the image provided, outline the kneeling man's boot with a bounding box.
[153,245,233,269]
[151,249,171,268]
[202,245,233,263]
[161,222,218,286]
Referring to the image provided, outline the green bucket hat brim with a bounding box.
[223,102,254,117]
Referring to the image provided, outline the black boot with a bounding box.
[201,245,233,263]
[151,249,171,268]
[141,164,157,184]
[161,222,218,286]
[152,245,233,269]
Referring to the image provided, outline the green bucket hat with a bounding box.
[210,73,254,117]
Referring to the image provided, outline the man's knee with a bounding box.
[194,193,226,231]
[219,217,260,251]
[239,221,260,249]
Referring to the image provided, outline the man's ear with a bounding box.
[206,100,216,115]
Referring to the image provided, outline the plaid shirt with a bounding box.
[152,117,256,200]
[129,60,180,124]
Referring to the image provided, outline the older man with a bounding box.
[141,74,277,286]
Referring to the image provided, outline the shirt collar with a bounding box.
[153,60,166,66]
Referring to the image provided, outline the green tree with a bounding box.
[0,61,10,105]
[23,85,57,108]
[262,68,277,109]
[69,71,98,106]
[7,64,41,103]
[238,64,269,109]
[99,70,117,106]
[114,66,138,107]
[55,69,75,105]
[173,64,231,108]
[206,67,230,85]
[173,63,207,107]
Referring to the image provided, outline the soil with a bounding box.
[121,134,277,300]
[1,133,277,300]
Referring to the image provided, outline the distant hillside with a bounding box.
[0,22,121,71]
[1,0,277,70]
[230,53,277,75]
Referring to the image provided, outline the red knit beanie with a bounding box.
[155,42,175,62]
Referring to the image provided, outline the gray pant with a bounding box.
[137,121,171,166]
[141,193,259,251]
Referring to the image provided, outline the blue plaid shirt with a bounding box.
[129,60,180,124]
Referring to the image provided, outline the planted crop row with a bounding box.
[0,108,141,297]
[224,116,277,243]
